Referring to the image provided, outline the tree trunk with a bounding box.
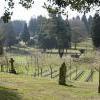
[74,42,77,49]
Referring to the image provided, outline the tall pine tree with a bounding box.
[28,18,38,36]
[20,23,30,44]
[82,14,89,33]
[49,13,71,55]
[88,15,93,34]
[91,13,100,48]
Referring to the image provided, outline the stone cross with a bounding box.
[9,58,16,74]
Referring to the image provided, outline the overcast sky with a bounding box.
[0,0,95,23]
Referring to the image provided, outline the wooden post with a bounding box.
[70,58,71,80]
[36,57,39,77]
[41,68,42,77]
[34,70,36,77]
[91,69,93,82]
[98,67,100,93]
[50,66,52,78]
[1,65,3,72]
[76,66,78,77]
[66,64,67,75]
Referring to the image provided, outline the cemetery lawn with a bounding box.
[0,73,100,100]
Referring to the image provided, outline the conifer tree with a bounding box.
[20,23,30,44]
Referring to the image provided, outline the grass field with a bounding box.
[0,38,100,100]
[0,73,100,100]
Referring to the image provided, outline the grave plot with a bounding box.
[52,69,59,78]
[66,68,76,79]
[53,66,75,79]
[34,69,49,77]
[42,67,59,78]
[70,69,81,80]
[85,70,95,82]
[79,70,90,81]
[73,70,85,81]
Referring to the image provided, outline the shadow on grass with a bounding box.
[0,86,22,100]
[59,83,75,88]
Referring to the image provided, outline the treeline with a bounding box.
[0,14,93,51]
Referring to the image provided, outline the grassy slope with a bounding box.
[0,73,100,100]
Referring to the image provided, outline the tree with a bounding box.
[88,15,93,34]
[20,23,30,44]
[38,33,57,51]
[36,16,48,34]
[45,0,100,14]
[76,15,80,21]
[28,18,38,36]
[32,15,58,51]
[12,20,25,36]
[0,20,5,54]
[49,13,71,54]
[91,13,100,48]
[1,0,34,23]
[0,22,18,49]
[70,16,88,49]
[56,14,71,49]
[82,14,89,33]
[2,0,100,23]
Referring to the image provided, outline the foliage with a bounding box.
[91,13,100,48]
[12,20,26,36]
[20,23,30,44]
[70,16,88,44]
[38,33,57,51]
[36,16,48,34]
[82,14,89,33]
[28,16,48,36]
[28,18,38,36]
[0,22,18,48]
[88,15,93,34]
[1,0,34,23]
[45,0,100,14]
[2,0,100,23]
[28,14,71,50]
[49,14,71,49]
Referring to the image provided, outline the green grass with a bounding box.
[0,73,100,100]
[1,39,100,99]
[0,86,21,100]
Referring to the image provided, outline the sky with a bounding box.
[0,0,96,23]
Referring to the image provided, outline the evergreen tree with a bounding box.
[82,14,89,33]
[12,20,25,36]
[88,15,93,34]
[76,15,80,21]
[38,33,57,51]
[36,16,48,34]
[28,18,38,36]
[91,13,100,48]
[0,22,18,49]
[50,14,71,50]
[20,23,30,44]
[70,16,88,49]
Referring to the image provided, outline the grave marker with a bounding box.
[59,62,66,85]
[9,58,16,74]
